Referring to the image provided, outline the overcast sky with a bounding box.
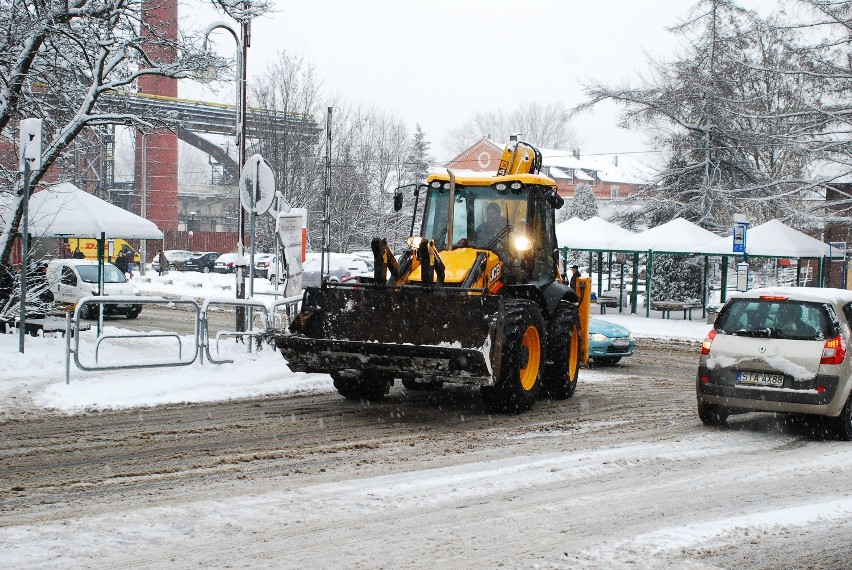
[179,0,778,165]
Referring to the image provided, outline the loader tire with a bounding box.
[332,373,391,402]
[482,299,543,413]
[542,300,579,399]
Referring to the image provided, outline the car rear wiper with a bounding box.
[732,327,772,338]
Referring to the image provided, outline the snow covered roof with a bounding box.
[557,216,635,250]
[538,147,650,184]
[547,166,572,180]
[701,219,831,258]
[561,217,834,259]
[610,217,721,254]
[25,182,163,239]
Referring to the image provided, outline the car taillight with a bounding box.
[700,329,717,356]
[821,336,846,365]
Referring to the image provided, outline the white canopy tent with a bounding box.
[559,215,836,316]
[555,217,584,248]
[556,216,635,251]
[9,183,163,336]
[701,219,831,258]
[610,217,721,254]
[27,182,162,239]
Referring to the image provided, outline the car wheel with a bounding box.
[169,264,176,271]
[481,299,544,413]
[697,400,729,426]
[834,392,852,441]
[79,302,95,320]
[203,266,211,274]
[126,306,141,319]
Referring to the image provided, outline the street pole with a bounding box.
[202,17,249,332]
[18,117,42,354]
[235,15,250,332]
[18,160,31,353]
[140,132,147,276]
[321,107,332,281]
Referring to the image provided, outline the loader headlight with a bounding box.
[407,236,424,249]
[512,235,532,252]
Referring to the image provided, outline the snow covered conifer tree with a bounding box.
[568,183,599,221]
[651,254,703,303]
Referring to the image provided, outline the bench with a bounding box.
[596,297,620,314]
[10,316,91,337]
[651,301,704,320]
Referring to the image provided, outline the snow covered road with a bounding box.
[2,338,851,568]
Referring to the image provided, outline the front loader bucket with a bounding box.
[276,286,505,385]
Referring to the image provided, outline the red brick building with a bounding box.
[445,138,643,203]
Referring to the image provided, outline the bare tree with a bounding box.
[249,51,324,251]
[0,0,244,304]
[781,0,852,223]
[578,0,821,232]
[250,52,324,211]
[443,101,578,156]
[320,103,412,253]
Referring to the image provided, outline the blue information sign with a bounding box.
[733,222,748,253]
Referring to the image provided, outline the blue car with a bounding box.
[587,318,635,365]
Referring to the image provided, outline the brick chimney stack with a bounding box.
[134,0,179,232]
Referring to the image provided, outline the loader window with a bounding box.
[421,183,528,252]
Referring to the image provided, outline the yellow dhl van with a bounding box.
[68,238,141,263]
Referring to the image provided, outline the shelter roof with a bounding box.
[702,219,830,258]
[557,216,635,250]
[610,217,720,254]
[26,183,163,239]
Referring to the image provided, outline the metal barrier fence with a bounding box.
[64,294,302,383]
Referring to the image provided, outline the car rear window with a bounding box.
[715,298,836,341]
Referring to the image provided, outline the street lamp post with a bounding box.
[203,18,249,331]
[18,118,42,354]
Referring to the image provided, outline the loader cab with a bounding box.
[420,173,559,286]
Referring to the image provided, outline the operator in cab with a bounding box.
[475,202,509,245]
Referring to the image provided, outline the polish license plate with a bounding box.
[612,338,629,347]
[737,371,784,387]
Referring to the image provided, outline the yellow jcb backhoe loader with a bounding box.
[273,141,590,413]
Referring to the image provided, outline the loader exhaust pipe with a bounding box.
[446,169,456,251]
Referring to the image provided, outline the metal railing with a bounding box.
[63,294,302,383]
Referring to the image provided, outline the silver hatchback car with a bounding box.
[697,287,852,440]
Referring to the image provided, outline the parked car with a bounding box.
[587,318,635,365]
[152,249,194,272]
[214,253,239,274]
[252,253,275,280]
[184,251,219,273]
[46,259,141,319]
[301,253,371,288]
[697,287,852,440]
